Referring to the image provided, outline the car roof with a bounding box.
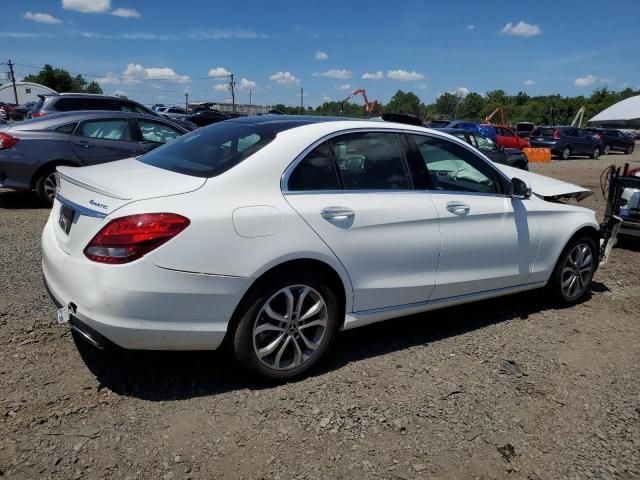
[42,93,129,100]
[435,127,472,135]
[10,110,184,130]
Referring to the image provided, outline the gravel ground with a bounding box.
[0,150,639,480]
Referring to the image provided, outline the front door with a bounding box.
[283,131,441,312]
[408,133,540,300]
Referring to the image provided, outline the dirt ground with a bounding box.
[1,149,639,480]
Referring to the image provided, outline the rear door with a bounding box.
[283,131,441,312]
[70,117,138,164]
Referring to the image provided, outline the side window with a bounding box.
[55,122,77,134]
[77,119,132,141]
[288,143,340,191]
[330,132,411,190]
[455,132,473,147]
[138,120,182,144]
[565,129,577,137]
[54,98,85,111]
[119,102,136,113]
[472,134,496,151]
[411,135,501,194]
[501,128,515,137]
[86,98,117,110]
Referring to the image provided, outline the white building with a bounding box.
[0,82,57,104]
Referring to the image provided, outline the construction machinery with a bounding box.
[340,88,382,115]
[570,106,586,127]
[483,107,506,125]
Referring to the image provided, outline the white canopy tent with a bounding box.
[589,95,640,127]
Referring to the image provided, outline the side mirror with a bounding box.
[511,177,532,200]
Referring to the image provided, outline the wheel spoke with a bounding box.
[264,304,286,323]
[274,336,291,369]
[299,317,327,330]
[298,329,321,351]
[254,323,285,335]
[295,287,310,320]
[300,300,323,322]
[580,252,592,268]
[291,337,303,366]
[283,288,294,321]
[257,333,285,358]
[562,274,575,289]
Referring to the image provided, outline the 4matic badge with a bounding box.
[89,200,108,210]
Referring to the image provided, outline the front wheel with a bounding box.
[590,146,601,159]
[603,144,611,155]
[232,272,340,380]
[549,237,596,304]
[561,146,571,160]
[626,145,634,155]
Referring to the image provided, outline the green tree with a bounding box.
[23,64,103,94]
[434,92,459,118]
[385,90,421,115]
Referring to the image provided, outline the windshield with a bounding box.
[139,121,275,177]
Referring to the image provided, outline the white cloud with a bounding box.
[466,24,475,30]
[575,74,597,87]
[336,84,351,91]
[322,94,331,102]
[122,63,190,84]
[184,29,267,40]
[416,83,427,90]
[62,0,111,14]
[361,71,384,81]
[24,12,62,24]
[97,72,120,85]
[387,69,425,81]
[270,71,299,86]
[451,87,470,97]
[82,31,175,40]
[208,67,231,78]
[501,21,541,37]
[0,32,54,38]
[110,7,140,18]
[238,78,257,91]
[523,79,535,86]
[315,50,328,60]
[213,84,228,92]
[319,69,352,79]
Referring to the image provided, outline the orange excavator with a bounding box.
[340,88,382,115]
[483,107,506,125]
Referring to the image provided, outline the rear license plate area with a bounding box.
[58,204,75,234]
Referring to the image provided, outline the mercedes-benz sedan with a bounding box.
[43,116,602,380]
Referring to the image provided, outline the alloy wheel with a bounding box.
[252,285,328,371]
[560,242,594,299]
[603,144,611,155]
[562,147,571,160]
[43,172,58,202]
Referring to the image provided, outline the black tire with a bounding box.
[561,146,571,160]
[590,146,601,159]
[232,271,340,380]
[548,236,597,304]
[34,168,58,206]
[603,144,611,155]
[626,144,634,155]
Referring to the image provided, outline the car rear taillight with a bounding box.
[84,213,190,264]
[31,112,47,118]
[0,132,19,150]
[628,168,640,177]
[553,129,560,140]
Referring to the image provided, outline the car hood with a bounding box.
[494,163,592,201]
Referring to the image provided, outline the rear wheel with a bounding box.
[626,144,634,155]
[561,146,571,160]
[603,144,611,155]
[35,168,58,205]
[232,272,340,380]
[590,146,601,159]
[549,236,596,304]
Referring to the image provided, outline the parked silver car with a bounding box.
[0,111,188,204]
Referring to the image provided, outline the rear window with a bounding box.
[532,128,556,137]
[53,98,85,111]
[139,121,275,177]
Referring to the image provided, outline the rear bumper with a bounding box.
[42,217,252,350]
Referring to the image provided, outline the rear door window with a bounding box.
[54,122,78,134]
[288,143,340,191]
[330,132,411,190]
[54,98,86,112]
[138,119,183,144]
[77,119,132,141]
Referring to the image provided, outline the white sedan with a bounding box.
[43,116,601,380]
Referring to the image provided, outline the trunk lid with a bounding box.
[495,163,592,201]
[53,158,205,254]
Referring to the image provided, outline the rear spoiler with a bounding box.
[57,166,132,200]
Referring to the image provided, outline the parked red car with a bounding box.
[494,125,530,149]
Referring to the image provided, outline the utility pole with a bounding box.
[249,89,252,106]
[185,93,189,111]
[7,60,18,104]
[300,87,303,114]
[230,73,236,113]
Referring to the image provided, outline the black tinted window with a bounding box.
[330,132,411,190]
[85,98,118,110]
[54,98,85,111]
[288,143,339,191]
[55,122,77,134]
[140,121,275,177]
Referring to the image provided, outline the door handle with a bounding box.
[446,201,470,215]
[72,141,93,148]
[321,207,355,220]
